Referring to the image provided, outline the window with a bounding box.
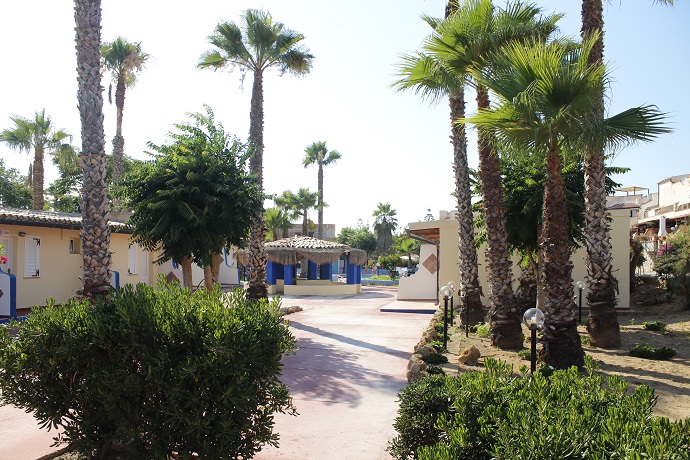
[24,236,40,278]
[128,243,139,275]
[69,238,81,254]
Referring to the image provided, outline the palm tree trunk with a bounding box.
[540,144,584,369]
[582,0,621,348]
[180,255,193,289]
[74,0,112,299]
[317,163,324,239]
[111,76,126,211]
[33,144,45,210]
[476,86,522,349]
[246,69,268,300]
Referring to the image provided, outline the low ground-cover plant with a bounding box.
[423,353,448,365]
[644,320,667,332]
[0,279,296,459]
[630,343,677,360]
[389,357,690,460]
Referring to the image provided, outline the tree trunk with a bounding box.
[317,162,324,239]
[111,76,126,211]
[476,86,522,349]
[246,69,268,300]
[450,90,484,326]
[180,256,193,289]
[539,144,584,369]
[75,0,112,299]
[581,0,621,348]
[33,144,44,210]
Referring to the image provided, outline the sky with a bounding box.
[1,1,688,235]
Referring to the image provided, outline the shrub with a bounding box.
[475,322,489,337]
[429,340,445,352]
[630,343,677,360]
[426,365,445,375]
[517,349,531,360]
[390,357,690,460]
[423,353,448,365]
[643,320,667,332]
[0,280,296,459]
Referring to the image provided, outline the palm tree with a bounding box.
[424,0,561,348]
[74,0,111,298]
[463,36,669,369]
[303,141,341,240]
[264,207,292,241]
[393,0,485,327]
[101,37,149,211]
[275,188,319,237]
[199,10,314,300]
[373,203,398,254]
[1,109,71,210]
[580,0,674,348]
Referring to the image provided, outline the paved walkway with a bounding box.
[0,286,435,460]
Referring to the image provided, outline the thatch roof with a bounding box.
[235,236,367,266]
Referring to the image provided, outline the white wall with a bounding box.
[398,244,437,300]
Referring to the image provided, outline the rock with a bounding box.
[407,355,428,383]
[458,345,481,365]
[280,305,304,315]
[415,344,437,358]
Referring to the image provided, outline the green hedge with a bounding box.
[0,280,295,459]
[389,358,690,460]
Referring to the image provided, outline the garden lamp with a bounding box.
[439,285,453,349]
[447,281,457,325]
[523,308,545,374]
[576,281,585,324]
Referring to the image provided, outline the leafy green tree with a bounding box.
[653,226,690,308]
[0,159,32,209]
[46,154,82,213]
[264,207,292,241]
[581,0,674,349]
[274,188,319,238]
[118,106,262,290]
[393,235,421,268]
[303,141,341,239]
[373,203,398,255]
[463,36,668,369]
[101,36,149,210]
[199,9,314,300]
[1,109,72,210]
[337,225,378,257]
[421,0,561,348]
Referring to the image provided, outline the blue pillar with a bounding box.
[346,256,356,285]
[356,264,362,284]
[266,261,277,285]
[307,261,318,280]
[284,264,296,285]
[320,263,332,281]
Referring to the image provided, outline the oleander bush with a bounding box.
[630,343,677,360]
[389,358,690,460]
[0,279,296,459]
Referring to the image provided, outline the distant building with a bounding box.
[286,223,336,240]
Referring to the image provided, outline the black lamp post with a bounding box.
[448,281,457,326]
[523,307,545,374]
[439,285,452,350]
[576,280,585,324]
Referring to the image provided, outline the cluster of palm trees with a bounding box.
[395,0,670,368]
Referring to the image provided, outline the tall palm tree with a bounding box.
[373,202,398,255]
[74,0,111,298]
[303,141,341,240]
[199,10,314,300]
[101,37,149,211]
[275,188,319,237]
[464,36,669,369]
[393,0,485,327]
[264,207,292,241]
[1,109,71,210]
[424,0,561,348]
[580,0,674,348]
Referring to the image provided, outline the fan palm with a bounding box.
[1,109,71,210]
[422,0,561,348]
[199,9,314,299]
[580,0,674,348]
[303,141,341,240]
[74,0,111,298]
[463,36,669,369]
[101,37,149,210]
[373,203,398,255]
[264,207,292,241]
[274,188,319,238]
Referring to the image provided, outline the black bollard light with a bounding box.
[576,281,585,324]
[523,308,545,374]
[448,281,456,326]
[439,285,452,350]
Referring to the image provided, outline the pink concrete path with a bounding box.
[0,286,434,460]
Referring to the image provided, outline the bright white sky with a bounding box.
[1,1,688,234]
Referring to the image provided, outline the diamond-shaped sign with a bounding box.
[0,288,4,299]
[422,253,437,274]
[165,271,179,283]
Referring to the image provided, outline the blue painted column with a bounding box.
[307,261,318,280]
[320,263,332,281]
[346,256,356,285]
[266,261,277,285]
[284,264,296,285]
[356,264,362,284]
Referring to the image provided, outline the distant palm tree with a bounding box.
[1,109,71,210]
[199,9,314,300]
[464,36,669,368]
[74,0,111,298]
[264,207,292,241]
[373,203,398,254]
[275,188,319,237]
[303,141,341,239]
[101,37,149,210]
